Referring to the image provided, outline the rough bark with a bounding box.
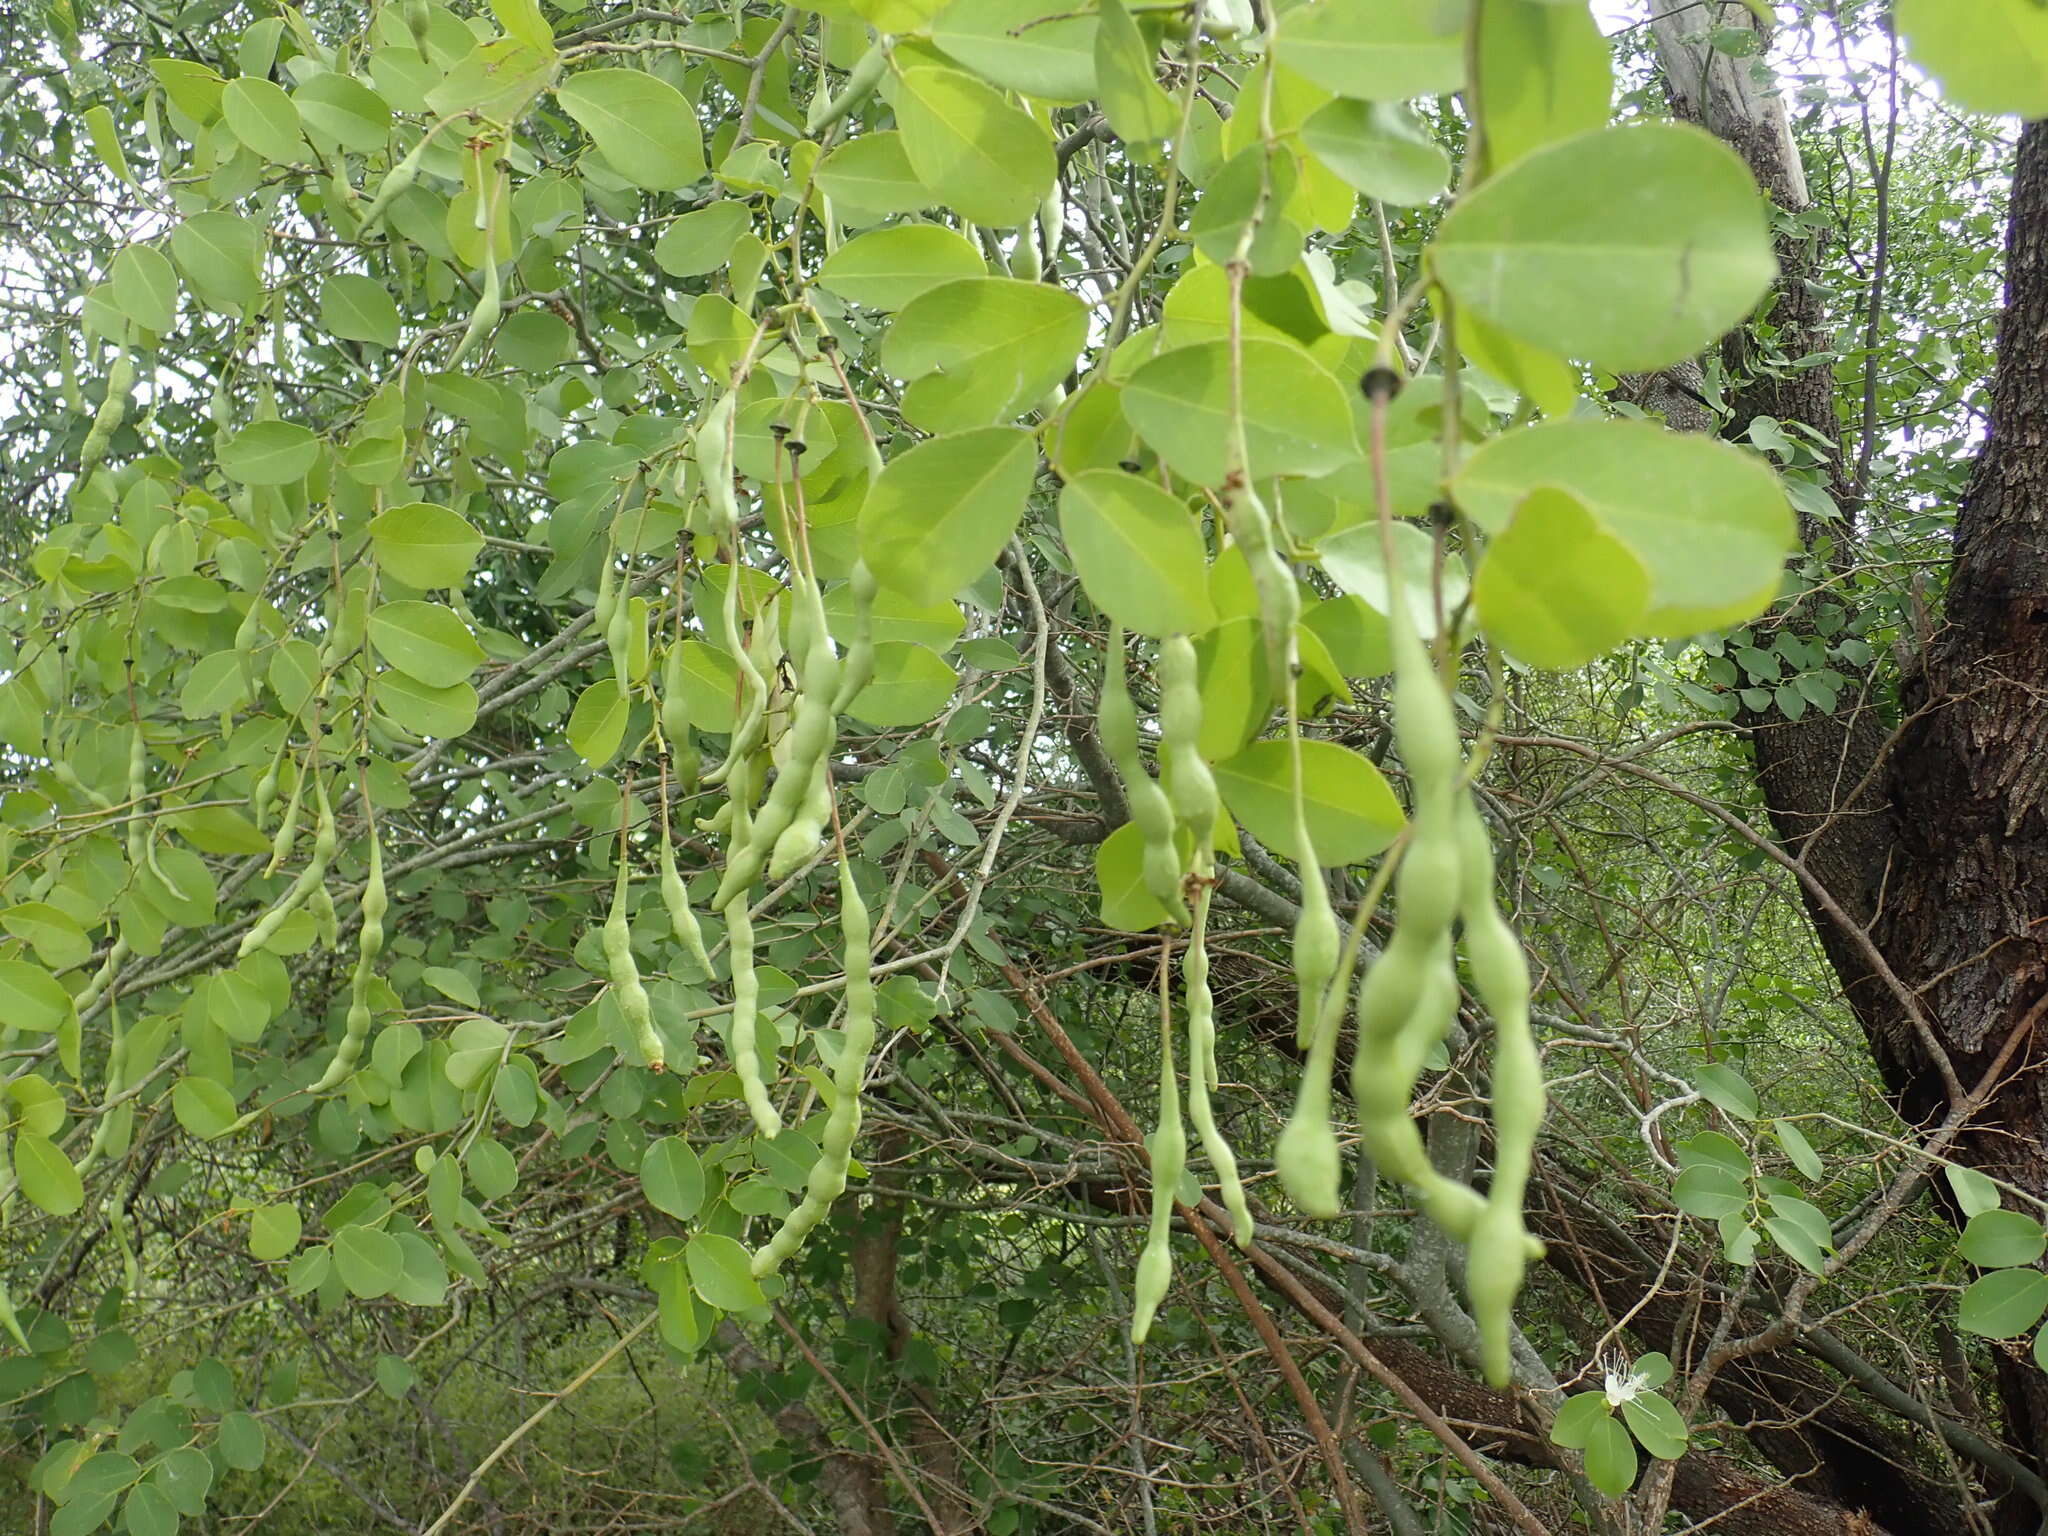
[1874,119,2048,1524]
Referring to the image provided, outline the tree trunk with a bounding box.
[1647,5,2048,1526]
[1874,119,2048,1528]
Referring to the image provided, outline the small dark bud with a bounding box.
[1359,365,1404,403]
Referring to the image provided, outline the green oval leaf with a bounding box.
[368,502,483,588]
[1212,739,1403,867]
[1619,1391,1689,1462]
[171,1076,238,1139]
[293,72,393,153]
[556,67,706,190]
[846,642,958,729]
[110,244,178,334]
[1300,99,1451,205]
[1122,338,1359,487]
[169,211,262,314]
[1771,1118,1823,1182]
[1274,0,1466,101]
[816,223,987,312]
[858,426,1036,605]
[1583,1412,1638,1497]
[1548,1391,1612,1451]
[1057,470,1218,639]
[883,277,1088,432]
[1949,1163,2005,1220]
[320,273,402,348]
[368,601,487,688]
[220,421,320,486]
[1474,486,1648,668]
[248,1203,303,1261]
[1452,420,1794,636]
[0,960,78,1035]
[654,202,751,278]
[567,677,630,765]
[641,1136,706,1221]
[1959,1268,2048,1339]
[1896,0,2048,119]
[1961,1209,2048,1270]
[894,65,1054,228]
[2,902,91,971]
[1433,123,1778,372]
[931,0,1099,103]
[1692,1063,1759,1121]
[374,672,480,739]
[686,1232,766,1312]
[815,132,930,218]
[334,1224,405,1299]
[1671,1163,1746,1220]
[13,1133,83,1216]
[222,76,307,164]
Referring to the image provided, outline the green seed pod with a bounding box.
[1157,634,1217,869]
[1100,628,1189,924]
[1466,1197,1527,1387]
[124,724,148,873]
[829,561,879,714]
[605,599,633,687]
[358,133,429,234]
[659,815,713,978]
[1222,485,1299,668]
[694,393,741,538]
[1274,1039,1343,1219]
[660,637,693,760]
[78,343,137,484]
[1131,987,1186,1343]
[266,762,307,875]
[604,856,665,1073]
[593,550,620,636]
[310,882,338,950]
[1454,793,1545,1386]
[251,759,280,830]
[309,815,383,1092]
[446,239,502,369]
[724,893,780,1137]
[240,772,338,959]
[715,619,838,906]
[1291,860,1338,1051]
[323,581,369,670]
[766,756,831,882]
[1183,892,1252,1246]
[72,938,131,1022]
[751,858,875,1277]
[806,39,888,138]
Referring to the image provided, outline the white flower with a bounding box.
[1603,1362,1651,1407]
